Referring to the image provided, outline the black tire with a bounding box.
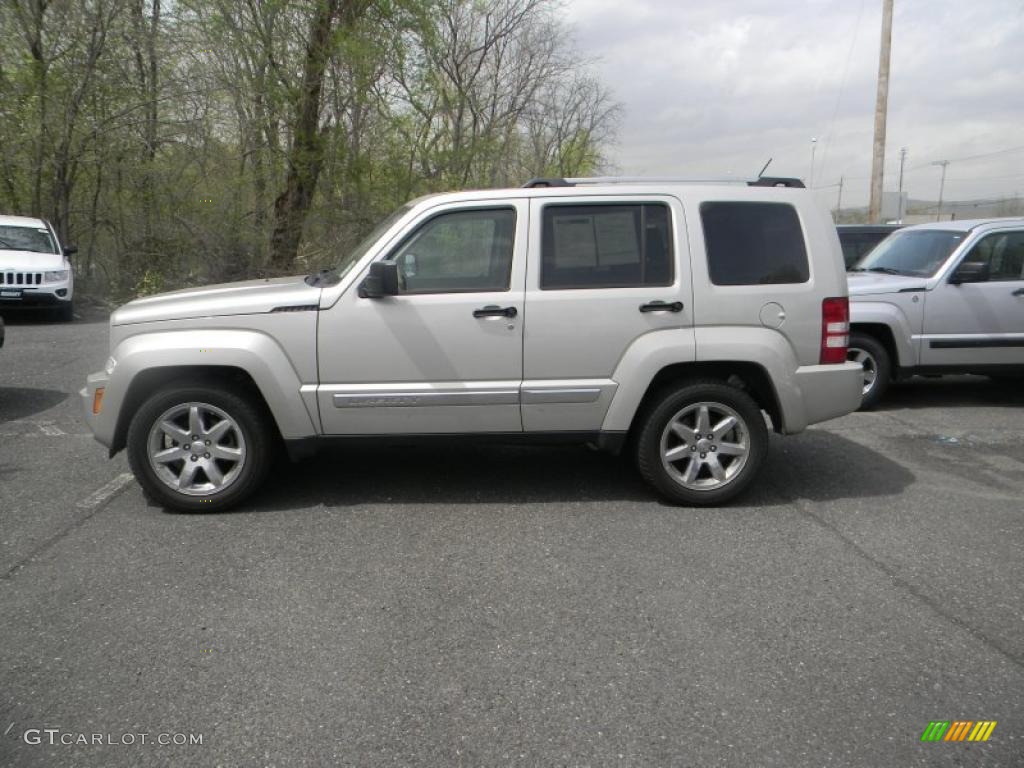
[56,301,74,322]
[636,380,769,506]
[127,385,273,512]
[848,332,891,410]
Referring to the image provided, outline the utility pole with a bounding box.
[836,176,844,220]
[868,0,895,223]
[932,160,949,221]
[809,137,817,188]
[896,147,907,223]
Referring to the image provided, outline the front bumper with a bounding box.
[81,370,116,450]
[0,283,73,307]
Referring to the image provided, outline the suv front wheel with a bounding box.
[636,381,768,506]
[127,385,272,512]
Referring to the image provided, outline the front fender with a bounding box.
[850,299,918,367]
[91,329,317,449]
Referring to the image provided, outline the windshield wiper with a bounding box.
[304,268,340,287]
[865,266,907,276]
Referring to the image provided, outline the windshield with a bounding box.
[0,225,57,254]
[852,230,965,277]
[334,204,412,278]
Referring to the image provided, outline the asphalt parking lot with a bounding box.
[1,311,1022,767]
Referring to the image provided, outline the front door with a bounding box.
[921,228,1024,366]
[317,200,528,434]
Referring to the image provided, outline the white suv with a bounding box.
[82,177,863,511]
[0,215,76,321]
[848,218,1024,407]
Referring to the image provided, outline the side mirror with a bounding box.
[358,260,400,298]
[949,260,989,285]
[63,245,78,258]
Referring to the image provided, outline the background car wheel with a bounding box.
[848,332,891,410]
[127,385,273,512]
[636,380,768,506]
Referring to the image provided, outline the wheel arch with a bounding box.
[629,361,783,435]
[110,365,282,456]
[849,323,898,380]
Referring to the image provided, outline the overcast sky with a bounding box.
[565,0,1024,208]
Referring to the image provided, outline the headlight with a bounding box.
[104,356,117,375]
[44,270,69,283]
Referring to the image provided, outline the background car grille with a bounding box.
[0,272,43,285]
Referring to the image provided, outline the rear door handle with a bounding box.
[1012,288,1024,297]
[473,305,518,318]
[639,301,684,313]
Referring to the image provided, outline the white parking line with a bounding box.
[76,473,135,510]
[38,423,65,436]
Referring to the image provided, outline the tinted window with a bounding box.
[960,231,1024,281]
[701,202,809,285]
[854,230,965,277]
[541,204,673,289]
[390,208,515,293]
[839,232,891,269]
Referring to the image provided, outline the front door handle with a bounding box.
[639,300,684,313]
[1012,288,1024,297]
[473,305,518,318]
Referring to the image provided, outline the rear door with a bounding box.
[921,227,1024,366]
[522,195,693,431]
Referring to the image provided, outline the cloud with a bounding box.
[566,0,1024,205]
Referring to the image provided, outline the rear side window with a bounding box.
[541,203,673,289]
[701,202,809,285]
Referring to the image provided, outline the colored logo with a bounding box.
[921,721,997,742]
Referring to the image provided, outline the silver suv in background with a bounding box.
[82,177,862,511]
[848,218,1024,407]
[0,215,76,321]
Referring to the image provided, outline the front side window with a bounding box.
[389,208,515,293]
[701,202,809,285]
[853,230,966,277]
[0,225,57,254]
[958,231,1024,282]
[540,203,673,289]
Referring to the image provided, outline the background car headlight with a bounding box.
[44,270,69,283]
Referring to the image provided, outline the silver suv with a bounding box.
[848,218,1024,407]
[82,177,863,511]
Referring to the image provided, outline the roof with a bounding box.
[901,217,1024,233]
[0,214,48,228]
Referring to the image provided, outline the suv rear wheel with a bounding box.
[847,332,891,409]
[636,381,768,506]
[127,385,272,512]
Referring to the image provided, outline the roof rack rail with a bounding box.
[522,176,805,189]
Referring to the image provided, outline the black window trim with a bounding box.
[538,201,676,291]
[381,205,518,295]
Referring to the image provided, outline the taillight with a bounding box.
[820,297,849,364]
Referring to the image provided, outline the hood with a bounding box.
[0,250,65,271]
[111,275,322,325]
[847,272,927,297]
